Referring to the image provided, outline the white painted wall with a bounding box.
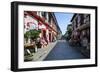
[0,0,99,73]
[24,14,38,32]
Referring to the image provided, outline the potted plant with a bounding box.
[24,29,41,52]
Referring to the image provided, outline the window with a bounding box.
[80,14,84,25]
[75,17,78,28]
[41,12,46,18]
[48,13,52,23]
[78,16,79,23]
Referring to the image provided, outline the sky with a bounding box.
[54,12,73,35]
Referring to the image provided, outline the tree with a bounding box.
[24,29,41,42]
[64,24,72,40]
[29,29,41,41]
[24,31,30,42]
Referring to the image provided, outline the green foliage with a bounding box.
[64,26,72,40]
[67,28,72,35]
[29,29,41,39]
[24,31,30,39]
[24,29,41,40]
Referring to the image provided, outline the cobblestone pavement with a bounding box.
[44,40,88,61]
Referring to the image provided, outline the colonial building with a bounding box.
[70,13,90,50]
[24,11,62,44]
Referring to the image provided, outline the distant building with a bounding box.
[24,11,62,44]
[70,13,90,48]
[64,24,72,40]
[67,24,72,31]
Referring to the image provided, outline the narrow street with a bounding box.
[44,40,87,61]
[24,11,90,62]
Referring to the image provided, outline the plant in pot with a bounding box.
[29,29,41,49]
[25,29,41,52]
[24,29,41,61]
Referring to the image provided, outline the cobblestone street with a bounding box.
[44,40,88,61]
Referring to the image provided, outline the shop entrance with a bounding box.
[42,30,48,44]
[49,33,52,42]
[43,30,46,39]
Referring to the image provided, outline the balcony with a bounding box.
[77,23,90,31]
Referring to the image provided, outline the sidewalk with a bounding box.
[31,41,57,61]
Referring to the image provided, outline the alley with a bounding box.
[44,40,87,61]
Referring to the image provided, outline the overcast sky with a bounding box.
[54,12,73,35]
